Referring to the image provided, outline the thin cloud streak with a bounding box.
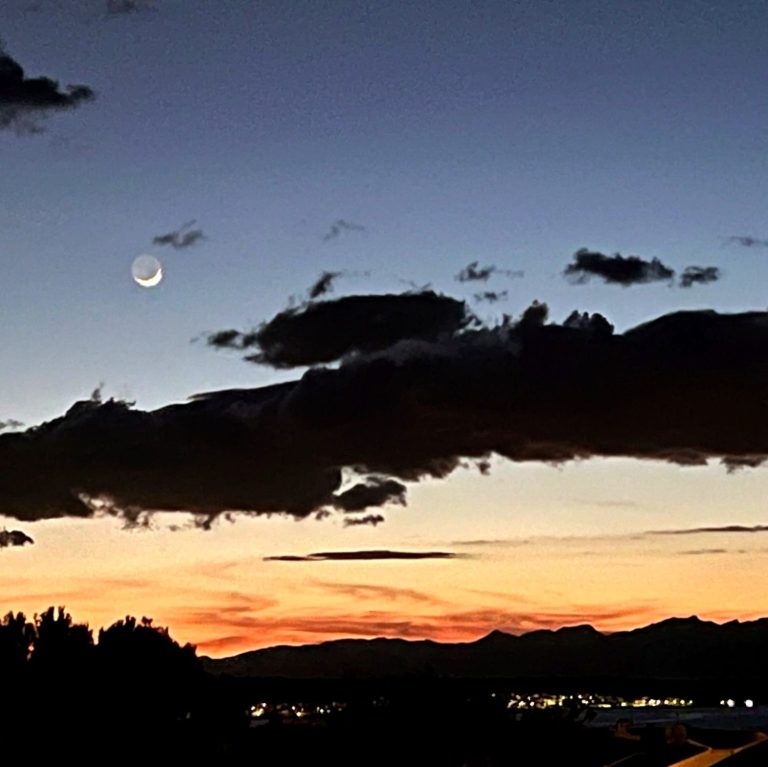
[323,219,365,241]
[264,550,459,562]
[652,524,768,535]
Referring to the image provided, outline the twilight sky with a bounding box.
[1,0,767,656]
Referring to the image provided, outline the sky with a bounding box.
[1,0,767,656]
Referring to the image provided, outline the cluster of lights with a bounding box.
[249,701,347,721]
[505,693,697,710]
[719,699,754,708]
[625,698,693,708]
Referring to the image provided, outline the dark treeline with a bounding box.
[0,607,242,756]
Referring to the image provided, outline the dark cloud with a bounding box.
[0,419,24,432]
[654,524,768,535]
[2,306,768,530]
[264,550,458,562]
[152,221,205,249]
[564,248,675,286]
[343,514,386,527]
[0,47,94,133]
[0,529,34,548]
[679,266,721,288]
[333,477,407,512]
[727,236,768,248]
[473,290,508,303]
[323,219,365,241]
[308,271,342,299]
[456,261,523,283]
[206,291,471,368]
[106,0,156,15]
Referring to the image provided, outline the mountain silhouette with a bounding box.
[204,616,768,685]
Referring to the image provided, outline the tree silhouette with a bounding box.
[0,606,223,755]
[96,614,202,728]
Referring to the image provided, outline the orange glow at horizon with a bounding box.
[2,459,767,657]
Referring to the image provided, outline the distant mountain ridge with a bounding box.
[203,616,768,681]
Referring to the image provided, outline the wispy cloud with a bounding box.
[727,235,768,248]
[313,581,444,604]
[473,290,508,303]
[455,262,523,283]
[152,220,205,249]
[105,0,157,15]
[323,219,365,242]
[679,266,721,288]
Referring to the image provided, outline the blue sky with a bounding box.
[2,0,767,425]
[1,0,768,650]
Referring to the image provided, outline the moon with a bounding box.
[131,254,163,288]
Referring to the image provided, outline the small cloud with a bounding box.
[0,46,94,133]
[727,235,768,248]
[152,220,205,249]
[264,550,458,562]
[473,290,508,303]
[457,262,495,282]
[323,219,365,242]
[564,248,675,286]
[456,261,523,283]
[105,0,156,15]
[0,418,25,432]
[0,529,34,548]
[333,477,407,512]
[679,266,721,288]
[343,514,386,527]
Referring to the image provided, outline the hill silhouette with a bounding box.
[205,616,768,686]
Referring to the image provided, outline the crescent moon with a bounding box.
[135,267,163,288]
[131,254,164,288]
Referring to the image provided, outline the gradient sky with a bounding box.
[1,0,767,656]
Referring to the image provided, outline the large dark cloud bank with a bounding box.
[2,288,766,539]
